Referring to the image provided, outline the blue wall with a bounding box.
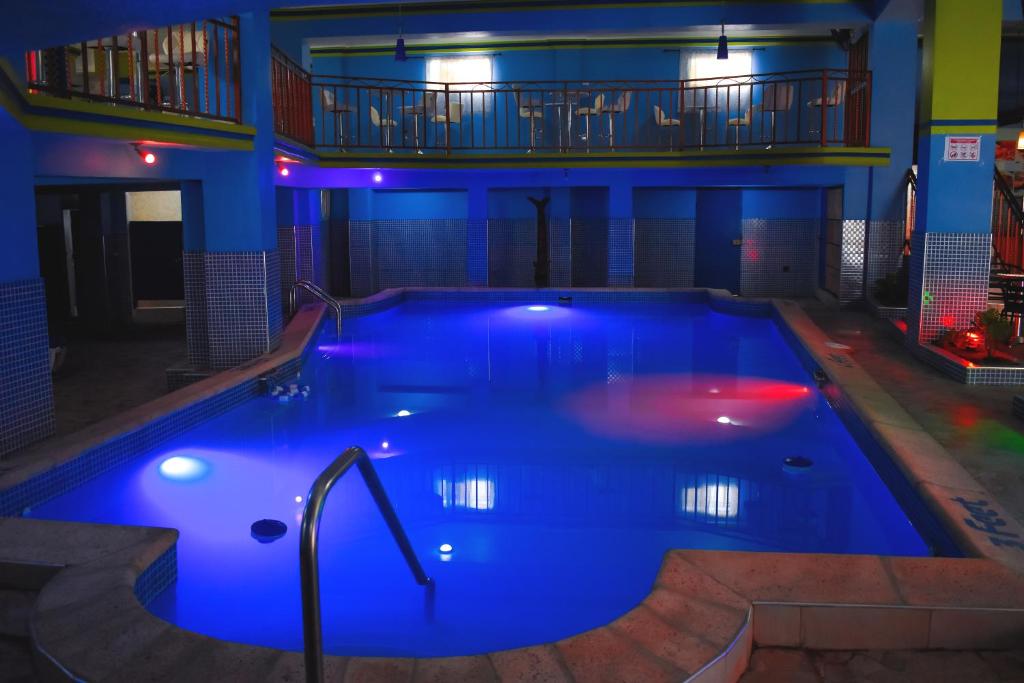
[0,107,39,283]
[742,188,822,219]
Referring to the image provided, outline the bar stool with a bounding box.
[369,105,398,150]
[600,90,632,149]
[575,93,604,152]
[516,92,544,151]
[652,105,680,150]
[999,275,1024,345]
[322,89,355,150]
[808,81,846,141]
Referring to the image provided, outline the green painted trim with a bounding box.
[311,35,833,58]
[25,93,255,136]
[310,146,890,168]
[24,114,254,150]
[0,57,254,149]
[273,0,847,21]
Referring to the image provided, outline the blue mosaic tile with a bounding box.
[488,219,537,287]
[741,219,818,297]
[607,218,634,287]
[633,218,696,287]
[0,278,55,456]
[134,544,177,606]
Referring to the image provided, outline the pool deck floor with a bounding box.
[800,301,1024,530]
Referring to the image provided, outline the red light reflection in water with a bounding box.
[562,374,814,443]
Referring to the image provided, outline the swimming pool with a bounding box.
[28,297,935,658]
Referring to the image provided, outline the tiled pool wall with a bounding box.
[0,288,959,562]
[346,218,825,298]
[0,278,55,457]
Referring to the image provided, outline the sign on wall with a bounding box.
[943,135,981,162]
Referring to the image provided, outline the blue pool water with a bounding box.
[30,301,931,657]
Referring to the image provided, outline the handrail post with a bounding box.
[444,83,451,156]
[300,446,432,683]
[291,279,343,337]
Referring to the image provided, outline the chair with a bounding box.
[727,83,795,149]
[600,90,632,149]
[807,80,846,140]
[999,275,1024,345]
[369,105,398,150]
[516,92,544,151]
[430,95,462,147]
[322,89,355,149]
[575,94,604,152]
[652,105,680,150]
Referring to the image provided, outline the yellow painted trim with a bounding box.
[273,0,847,21]
[923,0,1001,122]
[25,114,253,150]
[25,93,256,136]
[313,146,890,168]
[927,125,997,135]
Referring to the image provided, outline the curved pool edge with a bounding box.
[5,288,1024,681]
[8,514,1024,682]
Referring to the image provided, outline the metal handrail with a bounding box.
[299,446,432,683]
[290,279,342,338]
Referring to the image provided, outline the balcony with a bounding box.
[25,18,242,123]
[272,62,872,163]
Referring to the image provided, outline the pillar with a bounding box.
[277,187,324,312]
[0,106,55,455]
[864,19,918,298]
[467,183,488,286]
[907,0,1000,345]
[182,11,282,370]
[608,182,634,287]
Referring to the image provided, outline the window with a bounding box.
[685,51,753,82]
[426,56,493,85]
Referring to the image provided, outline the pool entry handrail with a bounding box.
[290,279,343,337]
[299,446,433,683]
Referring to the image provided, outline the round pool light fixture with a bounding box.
[395,409,412,417]
[439,543,453,553]
[295,495,303,503]
[382,441,390,449]
[158,455,209,482]
[251,519,288,543]
[783,456,814,472]
[716,416,732,425]
[527,305,550,312]
[372,171,383,184]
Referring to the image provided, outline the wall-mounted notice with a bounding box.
[944,135,981,162]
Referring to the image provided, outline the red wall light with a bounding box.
[133,144,156,165]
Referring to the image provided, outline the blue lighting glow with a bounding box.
[439,543,453,553]
[158,455,209,482]
[526,305,550,312]
[395,409,412,417]
[372,171,383,183]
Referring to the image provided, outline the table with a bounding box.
[400,103,426,151]
[681,90,713,149]
[543,91,586,151]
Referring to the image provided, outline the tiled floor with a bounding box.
[50,325,187,437]
[740,647,1024,683]
[801,301,1024,527]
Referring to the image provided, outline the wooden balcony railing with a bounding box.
[271,47,314,146]
[25,17,242,123]
[273,68,871,154]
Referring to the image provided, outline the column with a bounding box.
[906,0,1000,345]
[864,19,917,300]
[467,183,488,286]
[607,181,634,287]
[0,107,55,455]
[182,12,282,370]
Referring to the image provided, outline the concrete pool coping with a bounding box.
[2,288,1024,682]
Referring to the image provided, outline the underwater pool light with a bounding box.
[158,455,209,482]
[395,409,412,417]
[439,543,453,553]
[295,495,303,503]
[382,441,390,449]
[716,416,732,425]
[527,305,550,312]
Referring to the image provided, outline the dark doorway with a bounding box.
[694,189,742,292]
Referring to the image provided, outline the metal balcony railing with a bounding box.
[272,68,871,154]
[25,18,242,123]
